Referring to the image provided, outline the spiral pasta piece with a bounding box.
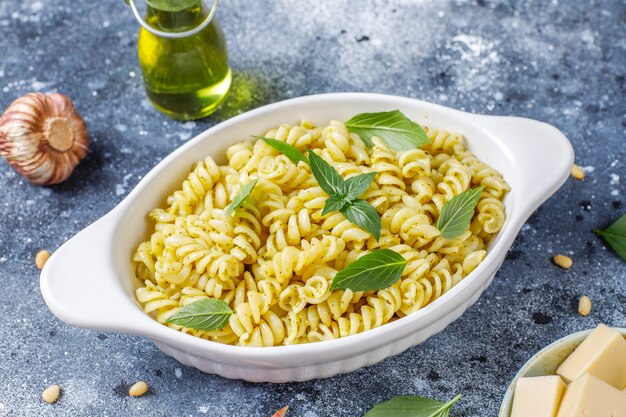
[371,138,405,191]
[166,156,221,215]
[476,194,507,234]
[424,127,463,154]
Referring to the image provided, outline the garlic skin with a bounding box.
[0,92,89,185]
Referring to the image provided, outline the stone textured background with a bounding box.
[0,0,624,416]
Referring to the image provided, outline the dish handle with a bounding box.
[477,115,575,218]
[39,214,142,332]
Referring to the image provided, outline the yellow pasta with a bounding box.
[133,119,510,346]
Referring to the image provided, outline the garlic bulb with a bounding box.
[0,92,89,185]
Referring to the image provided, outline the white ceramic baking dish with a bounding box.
[40,93,574,383]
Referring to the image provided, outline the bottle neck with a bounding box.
[145,0,209,32]
[129,0,219,39]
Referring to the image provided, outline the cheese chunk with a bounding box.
[557,324,626,389]
[510,376,567,417]
[556,373,626,417]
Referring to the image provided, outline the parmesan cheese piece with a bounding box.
[556,373,626,417]
[510,376,567,417]
[557,324,626,389]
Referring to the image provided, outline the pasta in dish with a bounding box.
[133,118,510,346]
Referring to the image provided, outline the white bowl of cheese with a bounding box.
[500,325,626,417]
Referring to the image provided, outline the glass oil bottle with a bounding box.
[129,0,231,120]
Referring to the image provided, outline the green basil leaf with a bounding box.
[340,199,382,240]
[322,194,348,216]
[342,172,377,201]
[363,394,462,417]
[308,151,344,196]
[345,110,430,150]
[330,249,406,292]
[436,186,484,240]
[307,152,382,240]
[224,178,258,216]
[594,213,626,261]
[258,136,309,165]
[165,298,232,331]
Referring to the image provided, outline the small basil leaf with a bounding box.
[345,110,430,150]
[342,172,377,201]
[594,213,626,261]
[166,298,232,331]
[340,199,382,240]
[363,394,462,417]
[224,178,258,216]
[330,249,406,292]
[257,136,309,165]
[436,186,484,240]
[308,151,344,196]
[322,195,348,216]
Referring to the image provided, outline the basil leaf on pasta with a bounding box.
[322,195,348,216]
[436,186,484,240]
[330,249,406,292]
[341,172,377,201]
[341,199,382,240]
[308,151,344,195]
[258,137,309,165]
[224,178,258,216]
[166,299,232,331]
[345,110,430,150]
[363,394,462,417]
[307,152,383,239]
[594,214,626,261]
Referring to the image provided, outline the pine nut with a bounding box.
[42,384,61,403]
[578,295,592,316]
[553,254,573,269]
[128,381,148,397]
[571,164,585,180]
[35,250,51,270]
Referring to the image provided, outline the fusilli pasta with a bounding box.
[133,119,509,346]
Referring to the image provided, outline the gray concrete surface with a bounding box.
[0,0,624,415]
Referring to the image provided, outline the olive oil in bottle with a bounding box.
[136,0,231,120]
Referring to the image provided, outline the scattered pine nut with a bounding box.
[128,381,149,397]
[553,254,573,269]
[570,164,585,180]
[578,295,592,316]
[271,406,289,417]
[42,384,61,404]
[35,250,51,270]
